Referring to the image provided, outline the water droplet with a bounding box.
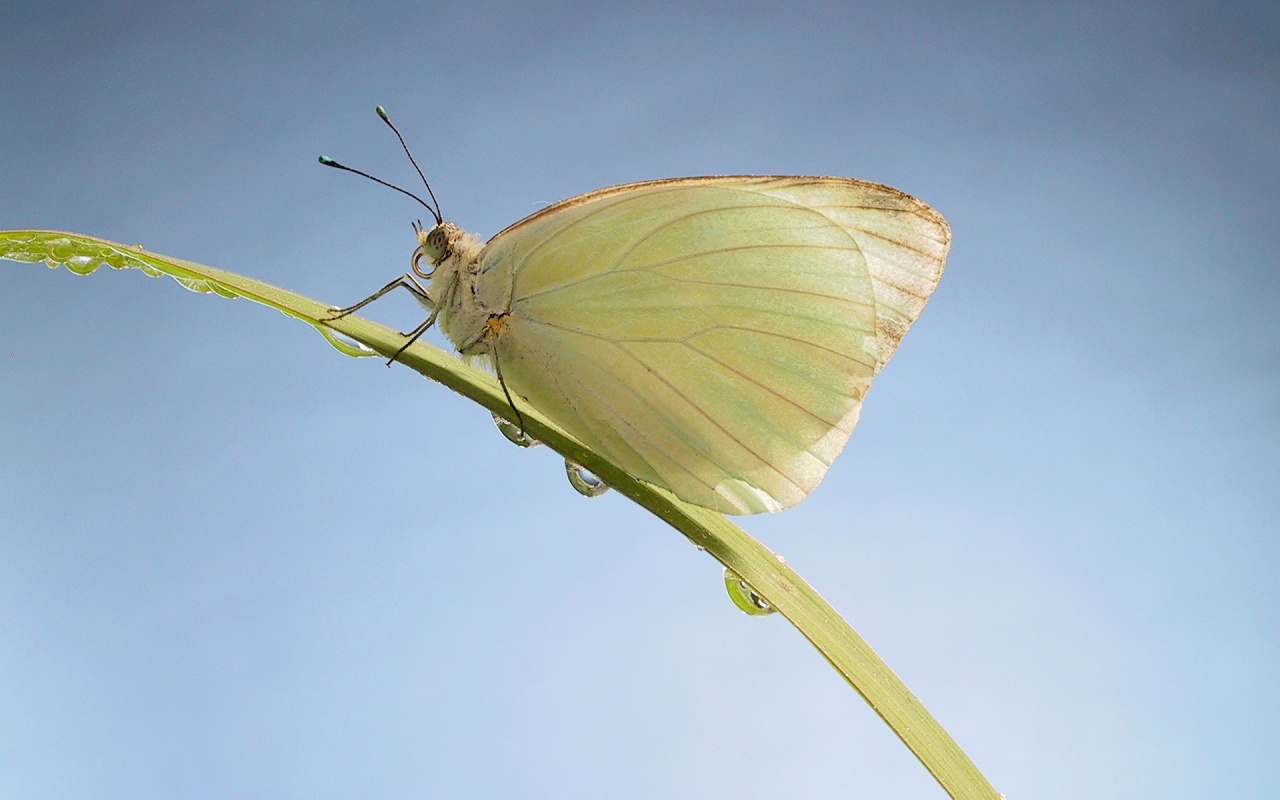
[775,553,786,564]
[208,282,240,299]
[175,276,211,293]
[565,460,608,497]
[64,255,97,274]
[47,237,74,262]
[492,412,540,448]
[131,243,145,251]
[723,567,775,616]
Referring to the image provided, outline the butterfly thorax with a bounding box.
[421,223,492,355]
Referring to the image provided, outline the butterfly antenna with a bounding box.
[317,155,438,218]
[376,105,443,225]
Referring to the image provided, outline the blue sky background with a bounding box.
[1,2,1276,798]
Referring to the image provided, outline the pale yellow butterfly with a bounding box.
[325,117,950,515]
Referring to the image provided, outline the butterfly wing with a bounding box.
[475,176,950,514]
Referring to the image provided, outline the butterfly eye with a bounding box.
[413,225,451,278]
[426,227,450,262]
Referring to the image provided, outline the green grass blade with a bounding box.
[2,229,1001,799]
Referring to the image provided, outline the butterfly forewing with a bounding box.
[467,176,951,514]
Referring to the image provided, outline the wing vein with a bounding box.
[684,340,844,433]
[606,339,809,493]
[516,234,851,303]
[520,337,733,497]
[523,316,875,370]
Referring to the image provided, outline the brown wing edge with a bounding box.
[487,175,948,244]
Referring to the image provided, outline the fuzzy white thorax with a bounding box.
[419,222,490,355]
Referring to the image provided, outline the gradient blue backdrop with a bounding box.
[2,2,1276,798]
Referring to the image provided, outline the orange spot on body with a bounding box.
[486,313,509,337]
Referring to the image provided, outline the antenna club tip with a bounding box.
[318,155,337,166]
[376,105,389,120]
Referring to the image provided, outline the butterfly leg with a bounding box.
[323,272,433,321]
[384,305,442,364]
[456,315,527,435]
[383,273,457,365]
[490,350,527,435]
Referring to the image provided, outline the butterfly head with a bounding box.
[412,221,463,278]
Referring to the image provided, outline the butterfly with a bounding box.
[324,116,949,515]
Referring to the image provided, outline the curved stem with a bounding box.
[2,230,1001,799]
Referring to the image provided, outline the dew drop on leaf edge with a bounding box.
[565,460,608,497]
[723,567,776,616]
[492,412,540,448]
